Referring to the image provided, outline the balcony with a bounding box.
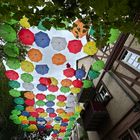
[81,101,109,131]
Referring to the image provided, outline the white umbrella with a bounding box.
[22,82,34,91]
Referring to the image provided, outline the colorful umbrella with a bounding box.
[5,70,19,80]
[75,68,86,79]
[49,113,57,118]
[46,94,56,101]
[25,99,35,106]
[56,108,65,114]
[0,24,16,42]
[83,41,98,55]
[36,94,46,100]
[11,109,21,115]
[21,61,34,73]
[70,87,81,94]
[19,16,30,29]
[71,20,87,38]
[39,77,51,86]
[46,108,55,114]
[18,28,34,45]
[51,37,67,51]
[21,73,33,83]
[60,86,70,93]
[88,69,100,79]
[14,97,24,105]
[36,108,45,113]
[52,53,67,65]
[57,95,67,102]
[35,64,49,75]
[4,43,19,58]
[28,48,43,62]
[46,101,55,107]
[39,112,48,117]
[67,40,82,54]
[36,100,45,106]
[8,80,20,88]
[36,84,47,91]
[15,105,24,111]
[92,60,105,71]
[22,82,34,91]
[30,112,39,118]
[72,79,83,88]
[50,77,58,85]
[63,68,75,77]
[48,85,59,92]
[56,102,66,107]
[24,92,35,99]
[26,106,35,112]
[82,79,93,88]
[6,57,20,70]
[35,31,50,48]
[61,79,72,87]
[21,111,30,117]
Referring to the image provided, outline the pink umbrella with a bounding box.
[57,95,67,102]
[36,94,46,100]
[5,70,19,80]
[36,108,45,113]
[48,85,59,92]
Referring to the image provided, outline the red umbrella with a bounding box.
[39,77,51,86]
[5,70,19,80]
[60,129,66,133]
[36,108,45,113]
[57,95,67,102]
[46,124,53,129]
[25,99,35,106]
[18,29,34,45]
[48,85,59,92]
[30,112,39,118]
[72,79,83,88]
[67,40,83,54]
[51,133,57,138]
[29,121,37,125]
[36,93,46,100]
[63,68,75,77]
[49,113,57,118]
[62,119,69,123]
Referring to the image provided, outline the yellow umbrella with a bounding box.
[19,16,30,28]
[75,105,82,113]
[21,60,34,72]
[53,124,60,130]
[83,41,98,55]
[50,77,58,85]
[28,124,38,131]
[71,87,81,94]
[39,112,48,117]
[59,132,65,137]
[18,115,27,121]
[56,102,66,107]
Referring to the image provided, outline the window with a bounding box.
[119,132,133,140]
[122,50,140,72]
[94,82,112,106]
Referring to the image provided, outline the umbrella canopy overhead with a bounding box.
[92,60,105,71]
[5,70,19,80]
[48,85,59,92]
[51,37,67,51]
[35,64,49,75]
[8,80,20,89]
[18,28,34,45]
[63,68,75,77]
[6,58,20,70]
[75,69,86,79]
[35,31,50,48]
[24,92,35,99]
[67,40,83,54]
[21,73,33,83]
[36,84,47,91]
[21,61,34,73]
[61,79,72,87]
[52,53,67,65]
[22,82,34,91]
[39,77,51,86]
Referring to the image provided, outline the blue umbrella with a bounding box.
[53,130,59,134]
[61,122,68,126]
[46,108,55,113]
[55,116,62,122]
[46,101,55,107]
[37,84,47,91]
[37,117,46,122]
[75,69,86,79]
[35,64,49,75]
[35,31,50,48]
[21,111,30,117]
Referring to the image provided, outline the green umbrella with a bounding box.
[46,94,56,101]
[8,80,20,88]
[21,73,33,83]
[11,109,21,115]
[9,114,19,120]
[88,70,100,79]
[92,60,105,72]
[88,26,95,36]
[15,105,24,111]
[13,119,21,124]
[0,24,17,42]
[14,97,24,105]
[9,89,21,97]
[28,116,36,121]
[6,57,20,70]
[60,86,70,93]
[4,43,19,57]
[36,100,45,106]
[82,80,93,88]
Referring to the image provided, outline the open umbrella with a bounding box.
[36,94,46,100]
[28,48,43,62]
[19,16,30,29]
[46,94,56,101]
[82,79,93,88]
[24,92,35,99]
[5,70,19,80]
[0,24,16,42]
[88,69,100,79]
[9,89,21,97]
[83,41,98,55]
[11,109,21,116]
[22,82,34,91]
[39,112,48,117]
[50,77,58,86]
[36,108,45,113]
[25,99,35,106]
[52,53,67,65]
[75,68,86,79]
[21,60,34,73]
[51,37,67,51]
[39,77,51,86]
[21,73,33,83]
[26,106,35,112]
[49,113,57,118]
[21,111,30,117]
[15,105,24,111]
[57,95,67,102]
[46,101,55,107]
[4,43,19,58]
[48,85,59,92]
[18,28,34,45]
[36,84,47,91]
[14,97,24,105]
[56,108,65,114]
[56,102,66,107]
[36,100,45,106]
[71,20,87,38]
[67,40,82,54]
[92,60,105,71]
[63,68,75,77]
[61,79,72,87]
[46,108,55,114]
[35,64,49,75]
[60,86,70,93]
[30,112,39,118]
[35,31,50,48]
[6,57,20,70]
[70,87,81,94]
[72,79,83,88]
[8,80,20,88]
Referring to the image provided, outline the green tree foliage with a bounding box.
[0,0,140,47]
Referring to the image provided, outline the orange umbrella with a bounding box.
[24,92,35,99]
[52,53,66,65]
[56,108,65,114]
[61,79,72,87]
[28,48,42,62]
[25,106,35,112]
[71,20,87,38]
